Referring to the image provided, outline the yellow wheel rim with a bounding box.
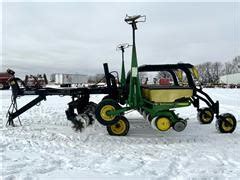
[222,117,234,132]
[156,117,171,131]
[100,105,116,121]
[110,120,126,135]
[202,111,212,122]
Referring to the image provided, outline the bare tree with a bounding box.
[196,61,222,84]
[212,62,222,83]
[196,55,240,84]
[232,56,240,73]
[224,62,234,75]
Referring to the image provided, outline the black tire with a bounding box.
[216,113,237,133]
[107,116,129,136]
[95,99,121,125]
[197,107,214,124]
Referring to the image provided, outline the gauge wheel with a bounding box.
[216,113,237,133]
[197,107,214,124]
[155,116,171,131]
[95,99,121,125]
[107,116,129,136]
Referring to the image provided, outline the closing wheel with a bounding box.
[173,119,187,132]
[155,117,171,131]
[107,116,130,136]
[216,113,237,133]
[197,107,214,124]
[95,99,121,125]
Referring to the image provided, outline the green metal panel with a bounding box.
[127,45,143,108]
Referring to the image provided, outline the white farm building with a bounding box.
[220,73,240,84]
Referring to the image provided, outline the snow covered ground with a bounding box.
[1,88,240,179]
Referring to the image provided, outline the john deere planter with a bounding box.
[7,15,237,136]
[94,15,237,136]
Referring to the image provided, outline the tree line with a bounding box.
[196,56,240,84]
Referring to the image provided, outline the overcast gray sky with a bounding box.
[1,2,240,77]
